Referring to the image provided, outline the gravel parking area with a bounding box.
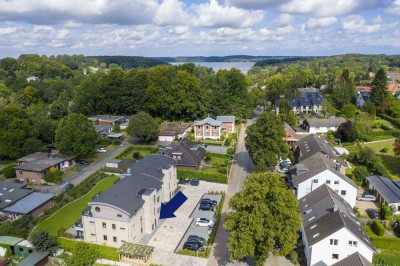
[144,181,227,266]
[176,194,222,251]
[355,187,379,216]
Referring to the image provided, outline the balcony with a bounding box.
[82,207,92,217]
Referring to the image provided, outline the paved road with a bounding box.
[207,118,255,266]
[44,141,132,195]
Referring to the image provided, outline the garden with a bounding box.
[114,145,159,160]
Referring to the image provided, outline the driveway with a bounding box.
[355,187,379,216]
[142,181,227,266]
[205,146,228,154]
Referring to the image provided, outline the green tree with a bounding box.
[55,113,98,157]
[127,111,159,142]
[340,103,357,118]
[224,172,302,266]
[353,166,370,184]
[49,91,70,119]
[3,163,16,178]
[394,139,400,157]
[31,231,57,255]
[245,112,289,170]
[370,67,388,106]
[65,242,98,266]
[379,204,392,220]
[21,86,41,106]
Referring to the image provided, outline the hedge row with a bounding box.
[373,253,400,266]
[371,220,385,236]
[58,237,119,261]
[207,192,226,245]
[177,169,227,184]
[370,236,400,250]
[379,114,400,129]
[114,145,158,159]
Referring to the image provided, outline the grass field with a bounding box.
[32,175,119,237]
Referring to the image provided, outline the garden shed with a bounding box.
[118,242,154,266]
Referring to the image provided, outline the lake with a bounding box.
[170,61,255,74]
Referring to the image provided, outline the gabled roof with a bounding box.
[299,184,376,252]
[297,134,347,167]
[291,153,356,188]
[216,116,235,123]
[3,192,54,214]
[305,117,346,128]
[193,116,222,127]
[275,95,323,108]
[91,155,176,216]
[387,83,400,93]
[355,86,371,93]
[284,123,306,141]
[95,125,114,134]
[366,175,400,204]
[166,138,205,167]
[332,252,373,266]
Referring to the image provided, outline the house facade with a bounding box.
[302,117,346,134]
[80,155,177,248]
[216,116,235,133]
[194,117,222,140]
[15,152,75,184]
[275,94,323,115]
[300,185,376,266]
[356,91,371,108]
[291,153,357,207]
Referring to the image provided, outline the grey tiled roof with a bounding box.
[305,117,346,128]
[332,252,373,266]
[91,155,176,216]
[291,153,356,188]
[216,116,235,123]
[193,116,222,127]
[297,134,347,167]
[15,152,75,172]
[366,175,400,204]
[88,115,125,122]
[159,122,191,136]
[3,192,54,214]
[0,182,33,210]
[95,125,114,134]
[166,138,205,168]
[275,95,323,108]
[299,184,376,252]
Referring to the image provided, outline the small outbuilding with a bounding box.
[118,242,154,266]
[365,175,400,214]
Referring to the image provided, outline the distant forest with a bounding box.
[87,56,167,69]
[156,55,297,63]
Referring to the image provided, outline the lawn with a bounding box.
[203,153,229,175]
[58,237,119,261]
[32,175,119,237]
[114,145,159,160]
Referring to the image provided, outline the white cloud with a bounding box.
[387,0,400,15]
[306,17,337,29]
[281,0,383,17]
[341,15,382,33]
[192,0,264,28]
[225,0,289,9]
[155,0,191,26]
[0,27,16,35]
[0,0,159,25]
[64,20,82,28]
[275,14,293,26]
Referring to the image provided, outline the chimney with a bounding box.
[335,163,341,172]
[333,205,338,212]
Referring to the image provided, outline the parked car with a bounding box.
[76,159,90,165]
[201,198,217,206]
[278,167,289,173]
[357,194,376,202]
[195,218,214,227]
[190,179,199,186]
[366,208,380,219]
[199,204,214,211]
[183,241,204,251]
[96,147,107,153]
[187,235,206,244]
[62,183,74,192]
[178,179,188,185]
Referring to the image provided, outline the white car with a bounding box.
[357,194,376,202]
[195,218,214,227]
[96,148,107,153]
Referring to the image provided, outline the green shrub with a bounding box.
[177,247,211,258]
[227,147,235,155]
[379,204,392,220]
[177,169,227,183]
[44,166,63,183]
[0,244,12,257]
[352,166,369,184]
[207,193,225,245]
[133,151,141,160]
[289,250,298,261]
[3,163,16,178]
[373,253,400,266]
[371,220,385,236]
[370,235,400,250]
[381,147,389,153]
[205,152,211,162]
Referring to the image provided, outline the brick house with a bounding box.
[15,152,75,184]
[194,116,223,140]
[216,116,235,133]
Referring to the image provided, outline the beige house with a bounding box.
[80,155,177,247]
[194,116,222,140]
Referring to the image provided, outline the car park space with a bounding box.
[144,181,227,266]
[278,156,291,173]
[356,187,379,216]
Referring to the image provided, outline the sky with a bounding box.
[0,0,400,58]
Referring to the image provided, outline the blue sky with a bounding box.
[0,0,399,58]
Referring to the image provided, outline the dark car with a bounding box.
[183,241,204,251]
[190,179,200,186]
[76,159,90,165]
[178,179,188,185]
[187,235,206,244]
[62,183,74,192]
[201,198,217,206]
[366,208,380,219]
[199,204,214,211]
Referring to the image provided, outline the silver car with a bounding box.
[357,194,376,202]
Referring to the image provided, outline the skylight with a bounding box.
[308,216,315,221]
[311,224,317,229]
[312,233,320,238]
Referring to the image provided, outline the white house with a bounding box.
[26,76,39,82]
[299,185,376,266]
[274,93,323,115]
[291,152,357,207]
[80,155,177,247]
[356,91,371,108]
[365,175,400,214]
[158,122,191,142]
[302,117,346,134]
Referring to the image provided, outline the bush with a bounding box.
[205,152,211,162]
[381,147,389,153]
[44,166,63,183]
[352,166,369,184]
[3,163,16,178]
[379,204,392,220]
[0,244,12,257]
[289,250,298,261]
[177,169,227,183]
[227,147,235,155]
[133,151,141,160]
[371,220,385,236]
[373,253,400,266]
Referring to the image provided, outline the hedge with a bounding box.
[3,163,16,178]
[177,169,227,184]
[373,253,400,266]
[378,114,400,129]
[114,145,159,159]
[371,220,385,236]
[207,192,225,245]
[58,238,119,261]
[176,247,211,258]
[370,236,400,250]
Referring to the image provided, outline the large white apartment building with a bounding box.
[79,155,177,248]
[299,185,376,266]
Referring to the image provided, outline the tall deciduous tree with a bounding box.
[55,113,98,157]
[127,111,160,142]
[224,172,302,266]
[245,112,289,171]
[370,67,388,106]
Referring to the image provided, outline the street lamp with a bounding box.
[227,159,236,181]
